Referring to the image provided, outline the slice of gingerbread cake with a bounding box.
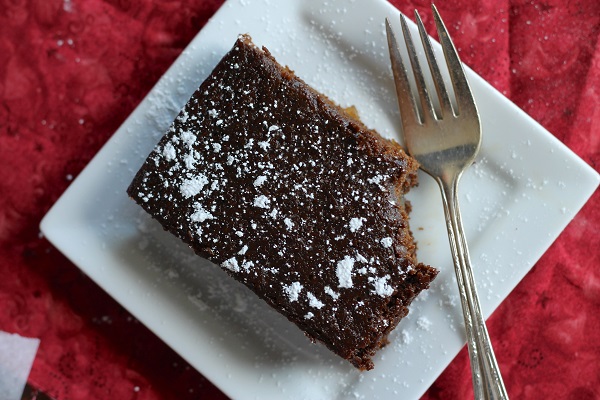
[128,34,437,370]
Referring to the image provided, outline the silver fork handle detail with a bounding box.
[438,174,509,400]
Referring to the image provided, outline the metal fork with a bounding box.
[385,5,508,400]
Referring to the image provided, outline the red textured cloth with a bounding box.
[0,0,598,399]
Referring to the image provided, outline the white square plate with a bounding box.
[41,0,599,399]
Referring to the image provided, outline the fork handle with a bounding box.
[438,175,509,400]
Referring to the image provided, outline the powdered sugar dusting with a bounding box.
[380,237,393,248]
[307,292,325,309]
[417,316,432,332]
[254,195,271,208]
[162,143,176,161]
[283,218,294,230]
[190,204,214,222]
[180,174,208,198]
[324,286,340,300]
[348,217,365,232]
[221,257,239,273]
[336,256,355,288]
[180,131,197,147]
[371,275,394,297]
[283,282,303,302]
[253,175,267,187]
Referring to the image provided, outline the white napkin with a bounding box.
[0,330,40,400]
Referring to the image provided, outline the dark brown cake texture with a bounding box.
[128,34,437,370]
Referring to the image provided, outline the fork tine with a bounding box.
[398,13,436,124]
[413,10,453,119]
[385,18,420,127]
[431,4,477,117]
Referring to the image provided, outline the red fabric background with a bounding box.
[0,0,598,399]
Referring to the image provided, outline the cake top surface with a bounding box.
[130,35,430,365]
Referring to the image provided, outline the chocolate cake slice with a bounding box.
[128,34,437,370]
